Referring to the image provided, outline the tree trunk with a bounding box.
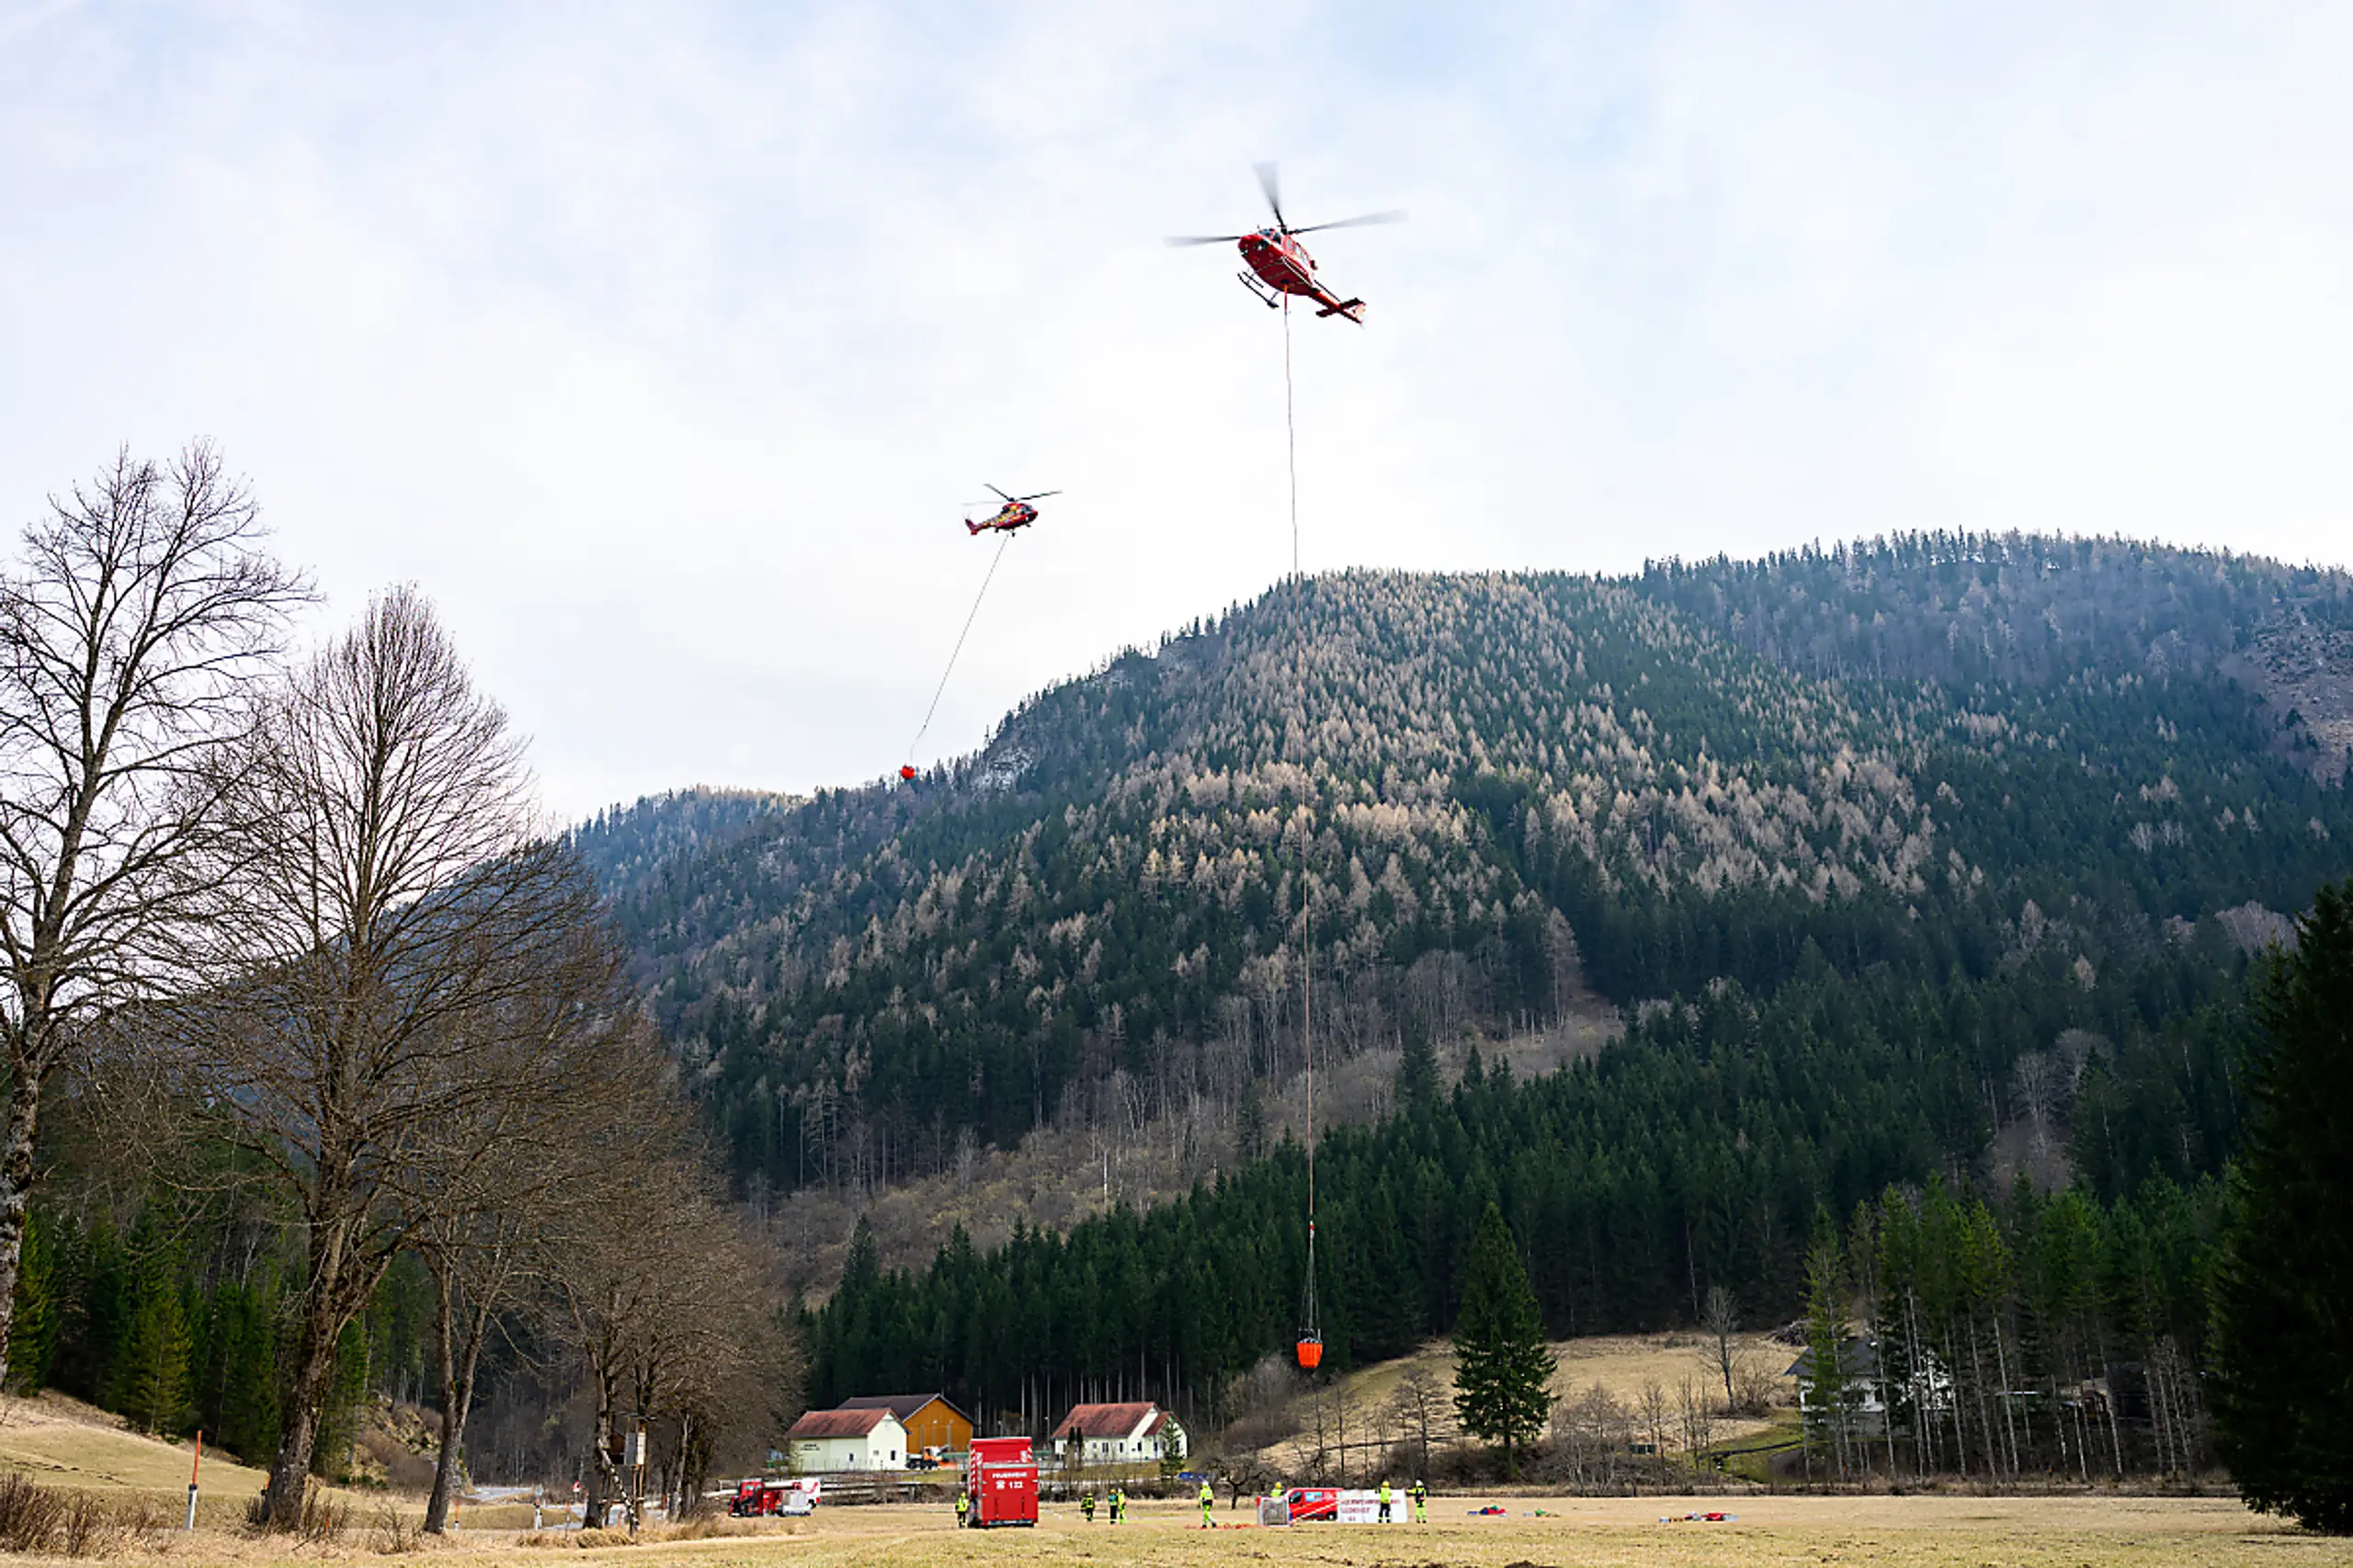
[267,1294,346,1527]
[0,1067,43,1389]
[579,1360,617,1530]
[267,1209,374,1529]
[425,1267,492,1533]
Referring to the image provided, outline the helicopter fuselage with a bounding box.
[1236,229,1366,323]
[966,500,1039,535]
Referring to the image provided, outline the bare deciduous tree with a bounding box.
[554,1158,779,1530]
[1383,1362,1452,1479]
[1638,1377,1672,1470]
[0,444,305,1387]
[1700,1284,1740,1411]
[415,997,676,1534]
[186,586,600,1526]
[1677,1374,1718,1483]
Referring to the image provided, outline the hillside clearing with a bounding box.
[0,1392,264,1500]
[1260,1332,1797,1473]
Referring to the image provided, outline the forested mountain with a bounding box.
[565,532,2353,1441]
[586,535,2351,1206]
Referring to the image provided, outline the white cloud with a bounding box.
[3,1,2348,816]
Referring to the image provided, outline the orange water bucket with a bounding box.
[1296,1337,1323,1370]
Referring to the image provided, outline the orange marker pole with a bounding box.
[185,1430,203,1530]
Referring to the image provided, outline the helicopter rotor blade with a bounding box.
[1165,233,1251,247]
[986,484,1013,502]
[1254,161,1288,231]
[1288,210,1408,236]
[1010,491,1062,503]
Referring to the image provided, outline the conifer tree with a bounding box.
[2211,878,2353,1535]
[113,1255,194,1435]
[6,1210,56,1393]
[1800,1215,1849,1478]
[1451,1203,1554,1476]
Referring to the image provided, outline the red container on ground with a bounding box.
[966,1437,1038,1528]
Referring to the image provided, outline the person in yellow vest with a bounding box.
[1199,1479,1215,1528]
[1109,1484,1124,1523]
[1411,1479,1428,1523]
[1378,1479,1392,1523]
[1081,1488,1096,1523]
[955,1488,971,1528]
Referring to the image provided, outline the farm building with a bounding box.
[838,1393,975,1455]
[1786,1336,1953,1437]
[1050,1402,1188,1466]
[785,1407,909,1471]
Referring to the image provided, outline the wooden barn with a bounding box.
[838,1393,976,1456]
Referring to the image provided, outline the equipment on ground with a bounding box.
[964,1437,1039,1528]
[729,1477,820,1517]
[1166,163,1402,324]
[1282,1485,1339,1521]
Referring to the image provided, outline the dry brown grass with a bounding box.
[0,1493,2335,1568]
[0,1392,269,1499]
[1263,1331,1797,1473]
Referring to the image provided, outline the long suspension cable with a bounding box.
[1284,294,1300,582]
[1283,291,1320,1343]
[907,531,1012,767]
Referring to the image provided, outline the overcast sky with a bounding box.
[4,3,2348,818]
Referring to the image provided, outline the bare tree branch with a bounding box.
[0,442,307,1389]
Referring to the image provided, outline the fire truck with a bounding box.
[963,1437,1038,1528]
[729,1477,819,1517]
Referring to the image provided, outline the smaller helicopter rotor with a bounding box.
[1164,233,1252,247]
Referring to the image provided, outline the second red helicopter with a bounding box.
[966,483,1060,535]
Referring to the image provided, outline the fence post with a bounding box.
[184,1431,203,1530]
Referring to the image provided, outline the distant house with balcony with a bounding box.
[1786,1336,1953,1437]
[1050,1402,1187,1466]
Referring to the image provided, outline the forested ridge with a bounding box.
[571,533,2353,1459]
[580,533,2349,1198]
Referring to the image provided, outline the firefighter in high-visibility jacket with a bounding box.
[1199,1480,1215,1528]
[1410,1480,1428,1523]
[1109,1485,1125,1523]
[1081,1489,1096,1524]
[1378,1480,1392,1522]
[955,1489,971,1528]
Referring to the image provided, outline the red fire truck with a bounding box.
[964,1437,1038,1528]
[729,1478,818,1517]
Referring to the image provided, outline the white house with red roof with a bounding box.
[784,1406,909,1471]
[1049,1402,1188,1466]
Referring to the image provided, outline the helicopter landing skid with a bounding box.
[1237,273,1281,310]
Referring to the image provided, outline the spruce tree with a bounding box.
[1800,1214,1848,1479]
[1451,1203,1554,1476]
[2211,878,2353,1534]
[113,1256,193,1435]
[6,1210,56,1394]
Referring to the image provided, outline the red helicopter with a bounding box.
[1167,163,1403,324]
[965,483,1060,536]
